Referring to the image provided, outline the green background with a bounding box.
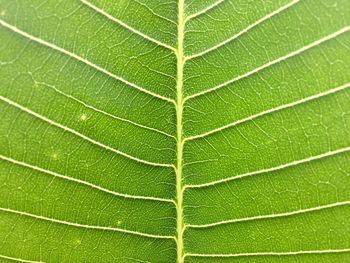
[0,0,350,262]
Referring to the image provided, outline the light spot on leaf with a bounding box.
[80,114,88,121]
[52,153,58,160]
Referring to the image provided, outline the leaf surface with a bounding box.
[0,0,350,262]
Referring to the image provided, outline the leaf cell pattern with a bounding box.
[0,0,350,262]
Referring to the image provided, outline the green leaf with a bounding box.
[0,0,350,262]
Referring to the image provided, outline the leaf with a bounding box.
[0,0,350,262]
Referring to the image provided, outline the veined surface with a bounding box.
[0,0,350,262]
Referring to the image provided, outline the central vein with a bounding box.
[175,0,185,262]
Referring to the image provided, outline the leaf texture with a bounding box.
[0,0,350,262]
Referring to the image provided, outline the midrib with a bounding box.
[175,0,185,262]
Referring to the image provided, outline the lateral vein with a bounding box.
[0,19,175,104]
[185,82,350,141]
[0,254,44,263]
[0,155,174,203]
[184,0,226,23]
[185,146,350,188]
[0,96,174,168]
[185,26,350,101]
[0,207,175,240]
[185,248,350,258]
[187,201,350,228]
[36,81,175,139]
[185,0,300,60]
[80,0,176,52]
